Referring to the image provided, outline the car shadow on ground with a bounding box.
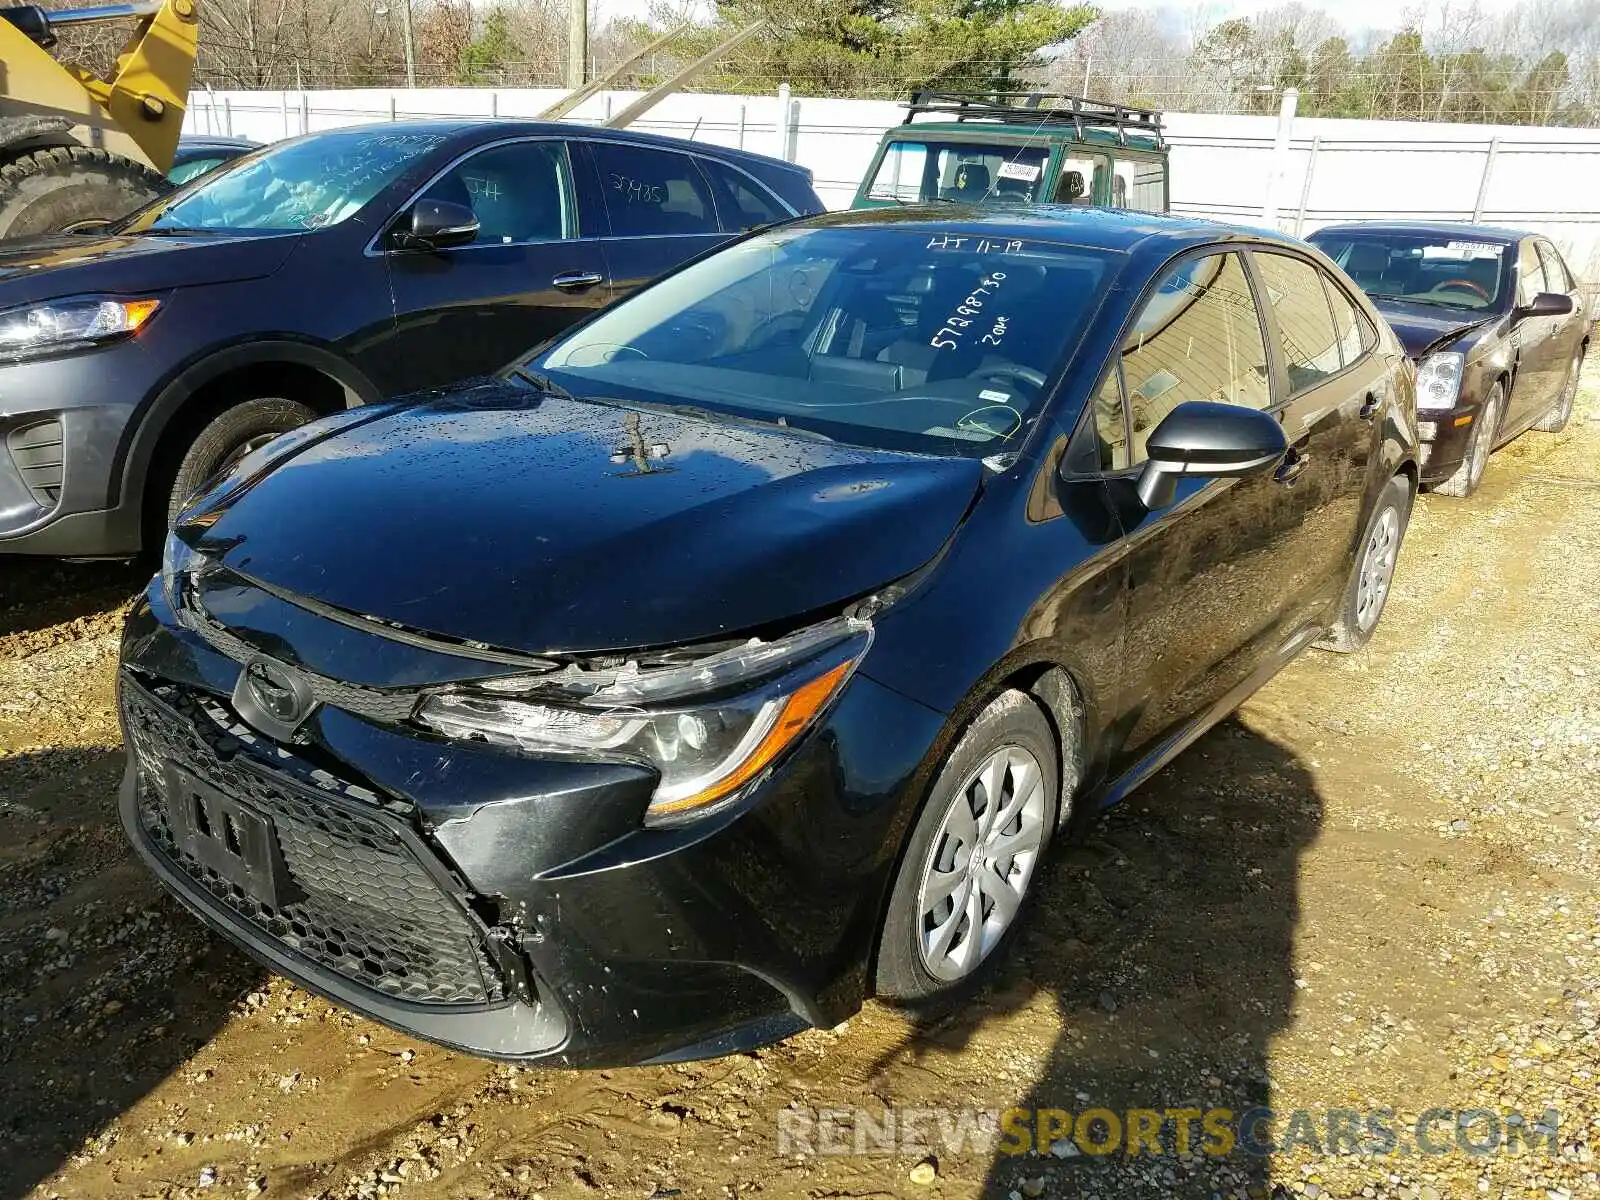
[0,746,262,1200]
[0,559,145,641]
[860,715,1320,1197]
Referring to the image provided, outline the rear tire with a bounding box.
[1316,474,1412,653]
[1533,347,1584,433]
[875,690,1060,1010]
[0,146,171,238]
[1432,381,1503,499]
[162,398,318,528]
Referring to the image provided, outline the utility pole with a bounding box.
[401,0,417,88]
[568,0,587,89]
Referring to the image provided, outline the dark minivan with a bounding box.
[120,207,1416,1066]
[0,120,820,558]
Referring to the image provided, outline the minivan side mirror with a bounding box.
[1134,401,1288,510]
[392,199,478,251]
[1515,291,1574,321]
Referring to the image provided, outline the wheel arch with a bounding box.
[112,339,382,546]
[863,648,1094,992]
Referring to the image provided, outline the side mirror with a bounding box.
[1516,291,1574,321]
[1134,401,1288,510]
[393,199,478,251]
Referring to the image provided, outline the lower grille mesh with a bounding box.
[122,677,506,1006]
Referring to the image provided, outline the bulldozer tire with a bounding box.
[0,146,172,239]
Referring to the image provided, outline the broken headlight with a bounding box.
[416,618,872,826]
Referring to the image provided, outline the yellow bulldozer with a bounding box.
[0,0,197,237]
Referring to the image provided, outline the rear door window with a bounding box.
[589,143,719,237]
[1111,158,1165,212]
[1254,252,1345,393]
[696,157,789,234]
[1321,275,1372,367]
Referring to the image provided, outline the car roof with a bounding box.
[320,118,810,177]
[801,204,1292,255]
[885,122,1165,154]
[1309,221,1527,244]
[176,135,260,151]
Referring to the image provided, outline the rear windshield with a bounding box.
[527,224,1118,457]
[865,141,1052,206]
[1310,232,1512,312]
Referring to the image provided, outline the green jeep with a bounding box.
[851,92,1168,213]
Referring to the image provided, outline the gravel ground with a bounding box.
[2,370,1597,1200]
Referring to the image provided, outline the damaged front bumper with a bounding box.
[117,574,945,1066]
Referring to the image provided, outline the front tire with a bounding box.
[0,146,171,238]
[162,398,318,528]
[1432,381,1503,498]
[1533,347,1584,433]
[875,690,1061,1008]
[1316,473,1412,653]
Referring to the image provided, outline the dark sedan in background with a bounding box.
[120,206,1417,1066]
[1308,221,1588,497]
[168,135,261,184]
[0,120,821,559]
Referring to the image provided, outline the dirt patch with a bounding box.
[3,374,1598,1200]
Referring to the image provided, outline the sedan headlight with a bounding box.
[417,618,872,826]
[0,296,161,361]
[1415,351,1465,411]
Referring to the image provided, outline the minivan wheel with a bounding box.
[1534,348,1584,433]
[163,398,318,528]
[1432,383,1503,499]
[876,690,1060,1007]
[1316,474,1413,654]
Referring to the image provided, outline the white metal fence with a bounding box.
[187,86,1600,285]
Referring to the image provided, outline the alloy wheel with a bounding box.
[1355,505,1401,632]
[915,745,1047,983]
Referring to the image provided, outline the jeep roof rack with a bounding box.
[901,90,1165,148]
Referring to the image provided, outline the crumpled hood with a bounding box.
[1371,298,1497,359]
[192,385,984,656]
[0,231,301,305]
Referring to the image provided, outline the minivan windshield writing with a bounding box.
[526,224,1116,457]
[866,141,1052,205]
[126,129,447,234]
[1310,232,1511,312]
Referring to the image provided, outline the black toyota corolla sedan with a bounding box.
[119,207,1418,1066]
[1308,222,1588,497]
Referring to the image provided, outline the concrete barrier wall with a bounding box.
[187,87,1600,284]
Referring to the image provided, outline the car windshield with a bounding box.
[866,141,1052,206]
[1310,231,1511,311]
[126,129,448,234]
[524,223,1116,457]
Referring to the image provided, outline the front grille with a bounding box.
[7,420,64,507]
[122,676,508,1006]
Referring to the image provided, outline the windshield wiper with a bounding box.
[509,366,578,402]
[616,397,835,442]
[130,225,229,237]
[1380,294,1478,312]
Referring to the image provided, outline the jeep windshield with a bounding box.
[865,141,1052,206]
[1310,231,1513,312]
[123,129,448,235]
[522,223,1117,458]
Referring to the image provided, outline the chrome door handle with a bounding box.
[1274,448,1311,485]
[552,271,603,292]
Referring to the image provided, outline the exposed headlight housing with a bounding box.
[0,295,161,361]
[417,618,872,826]
[159,530,204,612]
[1416,351,1465,411]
